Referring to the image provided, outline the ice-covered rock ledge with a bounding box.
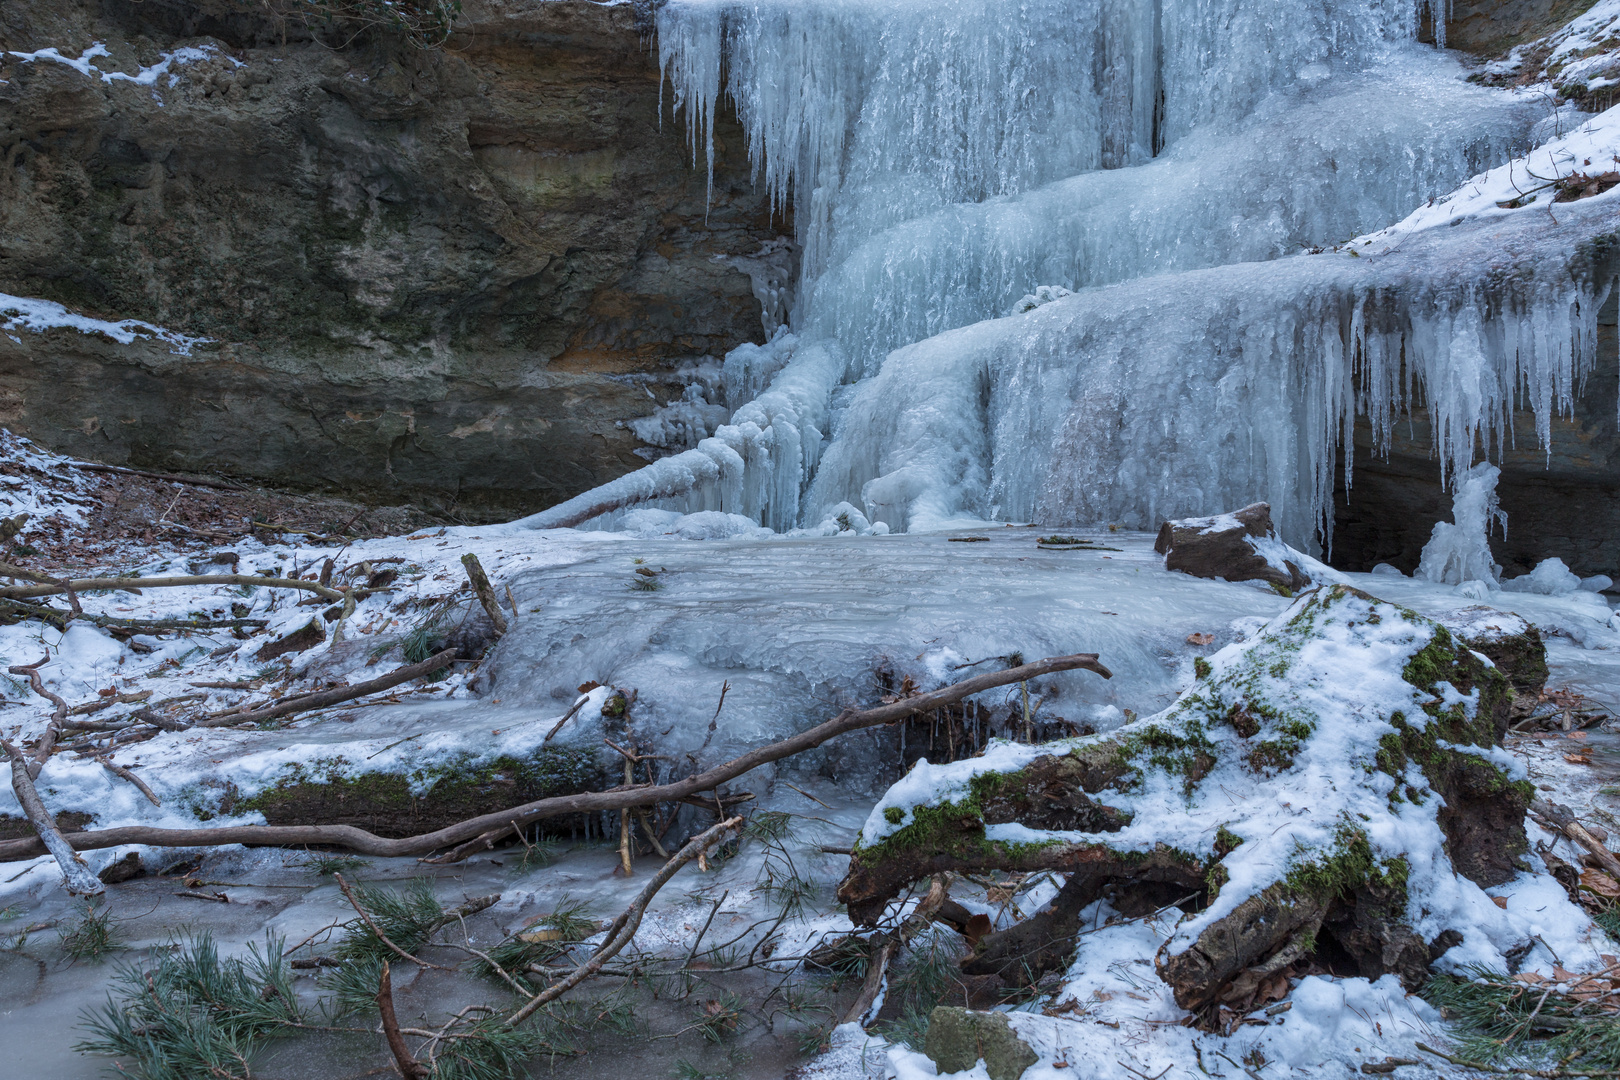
[840,584,1601,1020]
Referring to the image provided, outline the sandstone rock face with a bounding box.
[0,0,790,519]
[1444,0,1601,56]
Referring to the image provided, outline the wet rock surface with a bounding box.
[0,0,790,519]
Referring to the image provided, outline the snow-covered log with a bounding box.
[838,584,1532,1021]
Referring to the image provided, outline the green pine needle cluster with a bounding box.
[76,935,300,1080]
[1424,965,1620,1071]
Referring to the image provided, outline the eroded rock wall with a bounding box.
[0,0,790,518]
[1332,302,1619,580]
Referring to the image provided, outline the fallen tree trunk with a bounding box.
[4,740,103,895]
[192,648,459,728]
[0,652,1110,862]
[838,586,1530,1025]
[0,572,344,604]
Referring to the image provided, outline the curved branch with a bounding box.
[0,651,1111,862]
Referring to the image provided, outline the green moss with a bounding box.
[854,768,1065,867]
[1194,657,1212,680]
[178,746,602,837]
[1401,625,1458,694]
[1286,820,1409,904]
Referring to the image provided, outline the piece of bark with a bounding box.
[1154,502,1309,591]
[254,619,326,662]
[1531,799,1620,880]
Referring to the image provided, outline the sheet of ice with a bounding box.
[482,529,1293,797]
[1,291,208,354]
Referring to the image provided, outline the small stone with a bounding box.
[97,852,143,885]
[924,1007,1038,1080]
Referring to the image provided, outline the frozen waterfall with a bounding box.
[518,0,1619,549]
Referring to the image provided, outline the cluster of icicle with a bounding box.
[518,0,1615,547]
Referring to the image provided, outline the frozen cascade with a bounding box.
[805,196,1617,541]
[515,0,1619,547]
[797,59,1539,371]
[1414,462,1504,586]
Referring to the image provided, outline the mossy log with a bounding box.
[838,585,1530,1021]
[179,748,607,838]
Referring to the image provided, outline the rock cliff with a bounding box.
[0,0,790,518]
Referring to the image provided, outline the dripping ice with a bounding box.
[520,0,1620,549]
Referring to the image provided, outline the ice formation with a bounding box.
[523,0,1620,551]
[1415,462,1504,586]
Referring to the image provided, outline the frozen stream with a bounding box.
[0,513,1616,1078]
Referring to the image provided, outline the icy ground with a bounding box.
[0,433,1617,1077]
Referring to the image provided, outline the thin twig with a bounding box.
[505,817,743,1026]
[96,755,160,806]
[376,961,429,1079]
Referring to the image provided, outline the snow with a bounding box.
[1350,103,1620,250]
[5,41,219,88]
[0,292,208,355]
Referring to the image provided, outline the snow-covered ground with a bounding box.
[0,430,1617,1078]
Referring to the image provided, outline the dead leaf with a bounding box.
[1491,896,1509,909]
[963,913,993,948]
[1565,751,1594,765]
[1187,632,1215,646]
[576,680,601,693]
[1582,869,1620,899]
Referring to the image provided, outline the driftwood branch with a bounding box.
[505,816,743,1026]
[0,573,344,604]
[3,739,103,895]
[10,656,67,774]
[193,649,458,728]
[460,554,508,637]
[1531,799,1620,880]
[96,755,161,806]
[376,961,429,1079]
[0,597,267,634]
[0,651,1110,862]
[70,461,246,491]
